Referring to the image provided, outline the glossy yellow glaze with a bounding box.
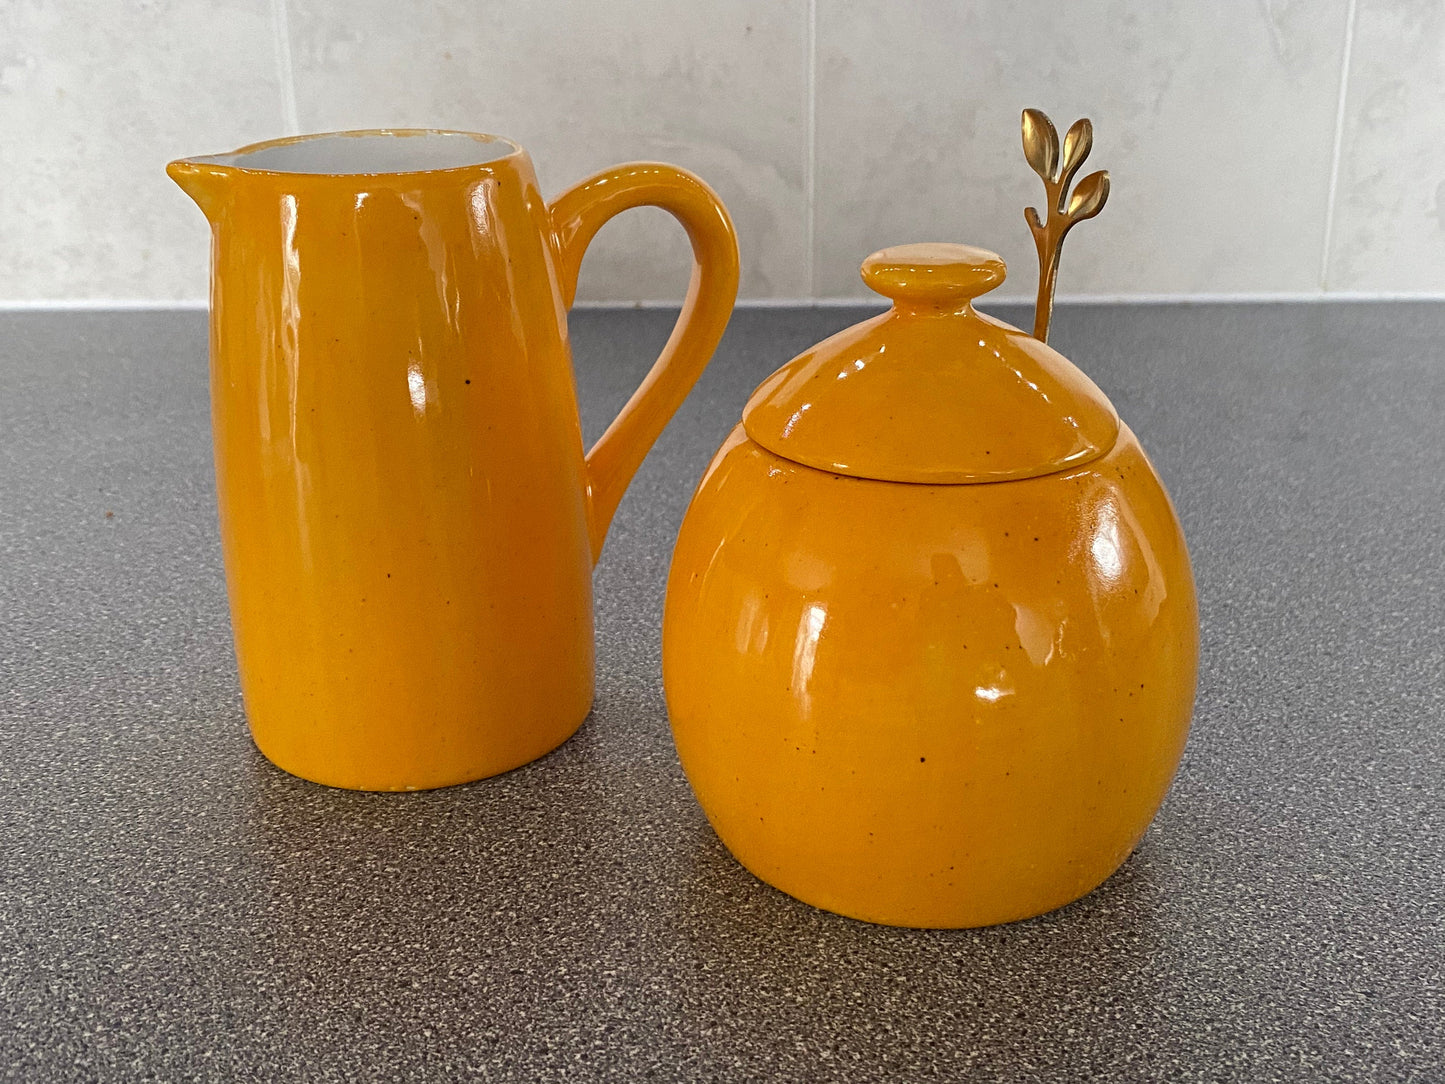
[662,244,1197,928]
[664,427,1197,927]
[169,131,738,791]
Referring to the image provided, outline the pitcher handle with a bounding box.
[549,163,739,564]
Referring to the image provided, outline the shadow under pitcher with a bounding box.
[169,130,739,791]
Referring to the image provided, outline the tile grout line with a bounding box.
[1319,0,1358,292]
[805,0,817,297]
[271,0,300,134]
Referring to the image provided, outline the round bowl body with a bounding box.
[662,424,1198,928]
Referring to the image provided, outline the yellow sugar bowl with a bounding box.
[661,242,1198,928]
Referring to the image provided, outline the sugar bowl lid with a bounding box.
[741,244,1120,484]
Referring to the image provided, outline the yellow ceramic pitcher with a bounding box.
[169,130,738,791]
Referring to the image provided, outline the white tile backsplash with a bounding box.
[1327,0,1445,292]
[0,0,285,302]
[814,0,1351,302]
[0,0,1438,303]
[285,0,809,302]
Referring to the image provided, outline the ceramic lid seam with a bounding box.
[741,420,1124,487]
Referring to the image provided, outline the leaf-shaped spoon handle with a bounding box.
[1058,118,1094,196]
[1021,108,1060,183]
[1022,109,1111,343]
[1067,170,1110,220]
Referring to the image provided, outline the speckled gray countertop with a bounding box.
[1,304,1442,1082]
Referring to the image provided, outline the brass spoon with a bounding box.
[1022,109,1111,344]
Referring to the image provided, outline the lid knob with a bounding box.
[861,243,1006,308]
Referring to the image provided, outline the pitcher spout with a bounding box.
[167,159,234,221]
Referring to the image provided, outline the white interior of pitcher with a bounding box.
[191,131,520,175]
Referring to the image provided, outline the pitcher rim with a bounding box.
[171,129,527,179]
